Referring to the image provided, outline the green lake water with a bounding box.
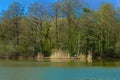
[0,60,120,80]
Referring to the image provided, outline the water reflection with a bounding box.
[0,59,120,68]
[0,60,120,80]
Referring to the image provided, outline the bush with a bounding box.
[0,40,15,59]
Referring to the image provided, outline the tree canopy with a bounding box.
[0,1,120,59]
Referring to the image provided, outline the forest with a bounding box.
[0,0,120,60]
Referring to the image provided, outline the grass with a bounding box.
[50,49,70,59]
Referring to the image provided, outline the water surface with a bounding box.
[0,60,120,80]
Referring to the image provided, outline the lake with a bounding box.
[0,59,120,80]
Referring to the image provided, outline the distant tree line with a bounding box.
[0,0,120,59]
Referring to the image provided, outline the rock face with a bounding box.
[50,49,70,59]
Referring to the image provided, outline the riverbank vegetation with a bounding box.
[0,0,120,60]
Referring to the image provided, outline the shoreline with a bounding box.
[0,57,120,62]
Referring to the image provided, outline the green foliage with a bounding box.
[0,1,120,59]
[0,40,15,59]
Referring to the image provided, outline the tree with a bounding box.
[1,1,24,58]
[51,1,61,49]
[0,0,120,59]
[97,4,116,58]
[28,1,49,56]
[60,0,83,55]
